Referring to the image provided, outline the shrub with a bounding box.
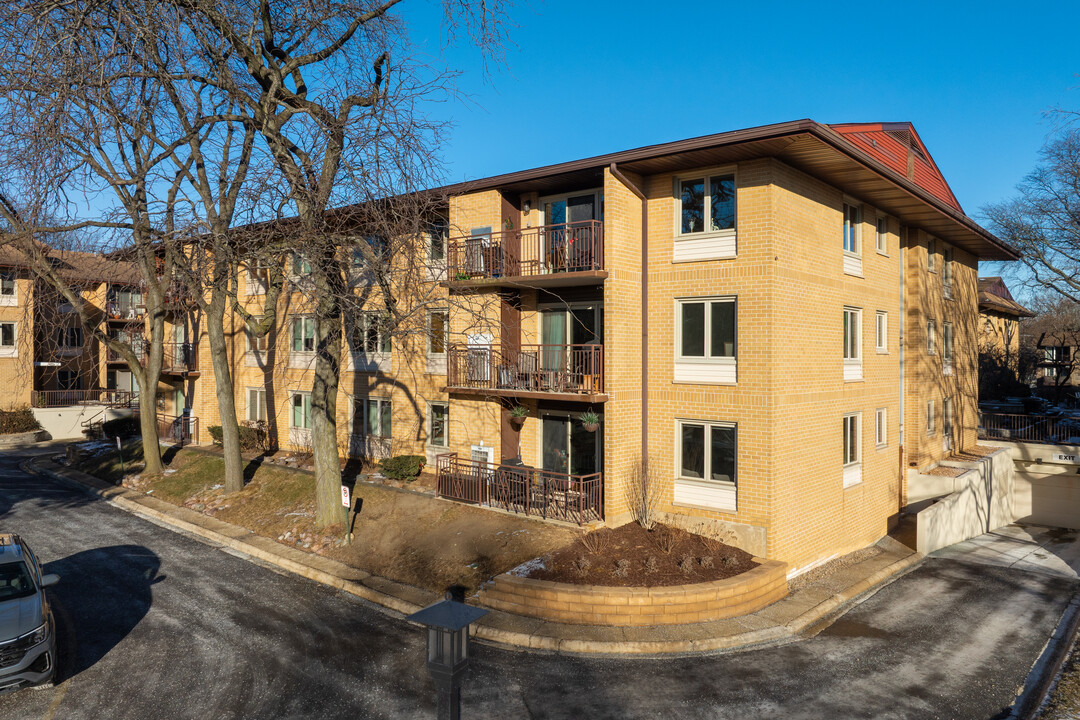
[102,416,140,438]
[0,407,41,434]
[379,455,425,481]
[207,422,268,452]
[208,425,223,445]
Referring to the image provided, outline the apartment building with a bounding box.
[978,277,1032,362]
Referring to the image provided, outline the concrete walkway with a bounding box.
[28,454,922,656]
[932,523,1080,579]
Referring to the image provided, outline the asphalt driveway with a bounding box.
[0,446,1074,719]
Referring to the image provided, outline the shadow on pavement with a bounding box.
[44,545,163,682]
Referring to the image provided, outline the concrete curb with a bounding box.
[1007,588,1080,718]
[26,457,924,656]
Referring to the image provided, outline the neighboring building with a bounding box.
[978,277,1032,364]
[7,120,1020,574]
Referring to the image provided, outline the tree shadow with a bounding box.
[44,544,163,682]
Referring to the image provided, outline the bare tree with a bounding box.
[1021,293,1080,402]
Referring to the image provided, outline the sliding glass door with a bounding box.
[541,414,602,476]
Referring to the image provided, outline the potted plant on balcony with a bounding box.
[509,405,528,431]
[580,410,600,433]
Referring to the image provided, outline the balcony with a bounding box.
[436,453,603,526]
[161,342,199,377]
[32,388,135,408]
[446,343,605,402]
[446,220,605,288]
[106,342,146,363]
[106,299,145,322]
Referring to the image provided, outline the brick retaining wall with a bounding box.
[479,558,788,626]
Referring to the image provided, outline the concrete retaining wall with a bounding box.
[0,430,50,448]
[30,406,133,441]
[915,448,1015,555]
[478,559,788,626]
[984,440,1080,529]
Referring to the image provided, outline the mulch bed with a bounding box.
[524,522,758,587]
[925,466,967,478]
[950,445,999,461]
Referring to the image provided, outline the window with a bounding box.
[0,322,13,348]
[292,317,315,353]
[875,408,887,447]
[678,298,736,360]
[876,216,888,255]
[927,237,937,272]
[678,420,737,485]
[1046,346,1071,362]
[292,253,311,276]
[843,203,861,254]
[247,388,267,423]
[843,307,861,360]
[0,272,14,296]
[1047,366,1059,378]
[943,245,954,297]
[352,313,391,355]
[875,311,887,353]
[843,413,860,466]
[429,403,448,447]
[429,220,448,261]
[248,265,269,294]
[927,320,936,354]
[57,327,83,347]
[943,322,954,372]
[354,397,392,437]
[428,310,448,356]
[58,370,80,391]
[247,321,269,353]
[926,399,935,435]
[291,392,311,429]
[678,173,735,235]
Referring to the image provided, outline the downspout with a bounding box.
[898,226,906,513]
[609,163,648,462]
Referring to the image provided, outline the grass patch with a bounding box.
[74,440,147,485]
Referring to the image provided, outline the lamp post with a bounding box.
[406,594,489,720]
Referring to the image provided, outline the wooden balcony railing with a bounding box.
[436,453,603,525]
[447,343,603,396]
[32,388,136,408]
[447,220,603,281]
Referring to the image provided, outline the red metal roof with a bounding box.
[828,122,963,212]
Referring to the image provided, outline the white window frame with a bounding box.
[927,237,937,272]
[943,244,954,298]
[843,412,862,488]
[875,311,887,353]
[0,321,15,357]
[429,402,449,448]
[926,399,935,435]
[927,320,936,355]
[674,168,737,238]
[675,419,737,486]
[247,387,267,423]
[943,322,954,374]
[875,408,887,448]
[428,309,448,357]
[353,312,392,356]
[675,297,737,362]
[291,392,312,429]
[876,216,889,256]
[292,252,311,276]
[352,396,392,438]
[843,203,861,255]
[0,272,15,306]
[291,317,315,353]
[844,307,862,381]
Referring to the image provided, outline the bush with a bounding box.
[0,407,41,434]
[102,416,140,438]
[379,454,426,481]
[207,421,269,452]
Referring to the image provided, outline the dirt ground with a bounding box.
[73,444,575,594]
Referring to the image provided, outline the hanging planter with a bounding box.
[580,410,600,433]
[509,405,528,431]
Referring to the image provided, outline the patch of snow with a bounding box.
[209,483,222,489]
[508,557,546,577]
[163,469,177,475]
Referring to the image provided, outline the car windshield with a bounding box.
[0,561,36,601]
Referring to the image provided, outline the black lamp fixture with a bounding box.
[406,593,489,720]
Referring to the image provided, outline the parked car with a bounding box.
[0,534,58,692]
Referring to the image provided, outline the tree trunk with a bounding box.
[206,298,245,493]
[311,288,345,529]
[136,375,163,474]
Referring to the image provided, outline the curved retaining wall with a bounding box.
[479,558,788,626]
[0,430,50,448]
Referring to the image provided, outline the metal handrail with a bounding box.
[447,219,603,280]
[447,342,603,395]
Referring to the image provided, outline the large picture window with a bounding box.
[353,397,392,437]
[678,420,736,485]
[678,173,735,235]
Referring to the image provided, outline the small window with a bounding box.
[843,413,860,466]
[0,273,14,296]
[354,397,392,438]
[943,322,954,368]
[843,203,861,254]
[429,220,448,261]
[291,392,312,429]
[248,265,269,294]
[58,370,80,391]
[844,307,862,361]
[247,388,267,422]
[428,310,448,356]
[429,403,449,447]
[678,298,736,360]
[292,253,311,276]
[292,317,315,353]
[926,399,935,435]
[875,408,887,447]
[943,245,954,297]
[0,322,14,347]
[927,237,937,272]
[876,216,888,255]
[247,320,269,352]
[678,173,735,235]
[875,311,887,352]
[927,320,936,355]
[57,327,83,347]
[678,420,737,484]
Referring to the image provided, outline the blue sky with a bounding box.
[406,0,1080,224]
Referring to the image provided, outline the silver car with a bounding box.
[0,534,58,692]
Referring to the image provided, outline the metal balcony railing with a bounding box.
[446,220,603,281]
[447,343,603,396]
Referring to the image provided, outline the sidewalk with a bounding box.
[28,456,922,656]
